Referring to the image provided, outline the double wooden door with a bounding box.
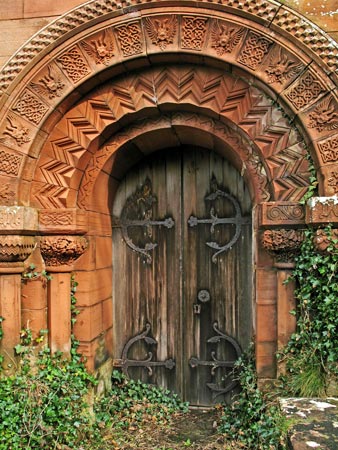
[112,147,252,406]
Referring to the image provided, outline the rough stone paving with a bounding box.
[281,398,338,449]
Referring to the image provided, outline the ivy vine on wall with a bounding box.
[280,226,338,396]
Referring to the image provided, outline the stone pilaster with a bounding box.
[40,235,88,355]
[0,234,36,369]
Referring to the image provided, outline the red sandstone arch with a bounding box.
[0,1,336,205]
[30,65,310,214]
[0,0,336,378]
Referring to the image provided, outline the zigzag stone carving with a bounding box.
[30,65,310,209]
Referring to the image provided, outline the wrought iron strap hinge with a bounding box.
[188,187,250,263]
[189,321,242,399]
[117,323,175,377]
[112,178,174,263]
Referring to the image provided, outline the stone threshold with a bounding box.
[280,398,338,450]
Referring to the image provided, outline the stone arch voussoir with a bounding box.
[0,1,336,206]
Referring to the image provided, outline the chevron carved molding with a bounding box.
[30,65,310,209]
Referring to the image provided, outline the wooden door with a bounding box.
[112,147,252,406]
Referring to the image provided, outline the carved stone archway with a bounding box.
[0,0,336,380]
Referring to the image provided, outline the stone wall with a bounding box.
[0,0,337,69]
[0,0,85,68]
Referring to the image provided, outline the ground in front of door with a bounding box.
[106,408,230,449]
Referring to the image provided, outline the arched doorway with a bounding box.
[0,0,336,385]
[111,146,252,405]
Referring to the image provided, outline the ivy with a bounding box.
[219,346,288,449]
[300,152,318,205]
[280,226,338,396]
[0,275,189,449]
[95,370,188,432]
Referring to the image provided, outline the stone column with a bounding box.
[258,202,306,377]
[260,228,303,353]
[0,206,37,370]
[40,235,88,356]
[0,235,36,368]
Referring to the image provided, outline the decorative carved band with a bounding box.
[12,89,49,125]
[0,235,36,263]
[261,228,304,264]
[309,97,338,133]
[284,71,325,111]
[145,16,178,51]
[306,197,338,225]
[57,46,90,83]
[0,206,38,232]
[38,208,87,234]
[115,22,143,57]
[238,31,272,70]
[0,149,22,177]
[317,135,338,164]
[181,16,208,50]
[40,235,88,267]
[260,202,305,227]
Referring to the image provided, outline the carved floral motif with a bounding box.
[261,228,304,263]
[57,46,90,83]
[115,22,143,57]
[40,235,88,267]
[264,47,303,85]
[30,66,65,99]
[211,21,244,56]
[0,150,22,176]
[81,30,115,65]
[317,136,338,164]
[238,31,273,70]
[0,115,30,146]
[0,235,35,263]
[181,16,208,51]
[145,16,177,51]
[308,97,338,133]
[285,72,325,110]
[12,90,48,125]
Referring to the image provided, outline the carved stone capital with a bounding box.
[261,228,304,267]
[313,229,338,253]
[0,235,36,263]
[40,235,88,269]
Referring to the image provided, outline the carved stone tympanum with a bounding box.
[40,235,88,267]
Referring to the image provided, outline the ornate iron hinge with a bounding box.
[188,184,250,263]
[115,323,175,377]
[188,321,242,399]
[112,178,174,263]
